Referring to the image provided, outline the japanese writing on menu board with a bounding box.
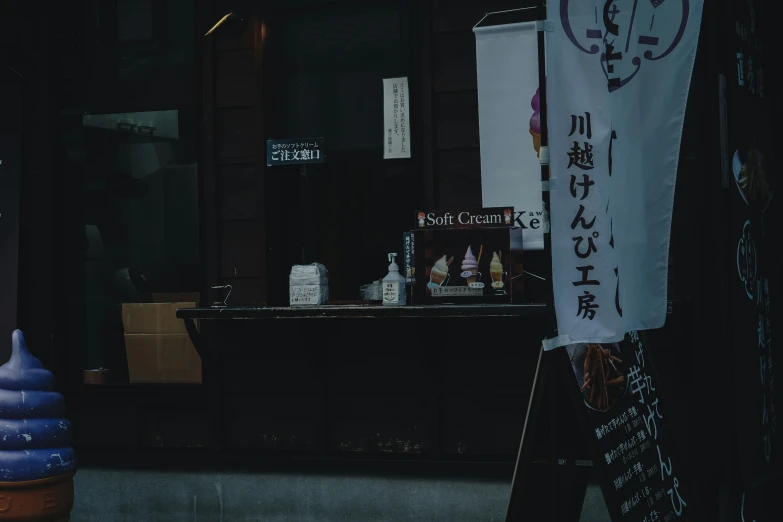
[727,0,779,488]
[622,332,686,519]
[737,221,776,465]
[734,11,765,97]
[569,333,690,521]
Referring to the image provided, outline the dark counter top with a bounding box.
[176,303,547,320]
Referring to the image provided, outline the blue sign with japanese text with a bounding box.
[267,138,325,166]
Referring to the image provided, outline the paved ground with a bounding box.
[71,468,610,521]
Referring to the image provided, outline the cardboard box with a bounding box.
[124,334,202,384]
[121,302,196,334]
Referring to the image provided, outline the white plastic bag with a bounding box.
[289,263,329,306]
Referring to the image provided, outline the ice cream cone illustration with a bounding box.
[530,88,542,157]
[429,255,453,287]
[530,129,541,155]
[490,250,504,289]
[461,246,479,285]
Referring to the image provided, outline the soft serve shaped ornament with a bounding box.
[0,330,75,482]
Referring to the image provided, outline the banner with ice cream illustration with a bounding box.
[474,21,544,251]
[543,1,704,348]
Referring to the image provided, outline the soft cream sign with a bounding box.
[415,207,514,230]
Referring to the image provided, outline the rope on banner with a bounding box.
[472,6,537,30]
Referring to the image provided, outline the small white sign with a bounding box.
[290,285,321,306]
[383,77,411,159]
[382,282,403,304]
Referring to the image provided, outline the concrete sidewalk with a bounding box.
[71,468,609,521]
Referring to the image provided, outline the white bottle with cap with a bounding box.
[382,253,406,306]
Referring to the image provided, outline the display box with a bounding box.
[410,207,523,304]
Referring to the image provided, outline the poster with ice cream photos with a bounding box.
[412,228,513,304]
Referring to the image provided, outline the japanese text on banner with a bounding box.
[545,0,704,348]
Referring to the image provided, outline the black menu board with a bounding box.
[724,0,781,488]
[565,333,692,522]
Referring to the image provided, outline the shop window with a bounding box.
[262,2,425,303]
[57,0,201,381]
[84,0,197,112]
[80,110,200,372]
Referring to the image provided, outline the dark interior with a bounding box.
[2,0,781,519]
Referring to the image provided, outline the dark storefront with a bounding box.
[2,0,782,520]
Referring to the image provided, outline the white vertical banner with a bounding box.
[544,1,704,349]
[383,77,411,159]
[474,22,544,250]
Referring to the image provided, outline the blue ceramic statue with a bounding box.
[0,330,76,481]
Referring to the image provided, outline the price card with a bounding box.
[431,286,483,297]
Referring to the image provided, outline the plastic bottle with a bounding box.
[382,253,406,306]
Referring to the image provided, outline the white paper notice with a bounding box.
[383,77,411,159]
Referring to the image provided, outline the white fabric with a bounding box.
[475,22,544,250]
[545,1,704,348]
